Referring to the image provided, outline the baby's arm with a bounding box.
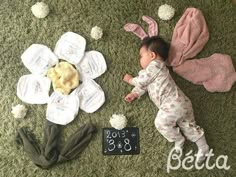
[131,61,162,88]
[123,71,149,87]
[123,74,134,85]
[123,72,148,103]
[125,86,147,103]
[125,92,138,103]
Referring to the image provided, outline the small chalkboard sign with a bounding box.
[102,127,140,155]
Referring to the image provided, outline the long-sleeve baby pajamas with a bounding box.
[130,60,204,144]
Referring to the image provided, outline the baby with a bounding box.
[123,36,209,163]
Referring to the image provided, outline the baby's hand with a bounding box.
[125,92,138,103]
[123,74,133,84]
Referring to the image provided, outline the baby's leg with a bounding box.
[154,109,185,152]
[177,106,209,163]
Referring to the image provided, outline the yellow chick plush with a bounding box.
[47,61,79,95]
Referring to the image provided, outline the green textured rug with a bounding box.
[1,0,236,176]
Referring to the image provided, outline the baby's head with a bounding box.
[139,36,169,69]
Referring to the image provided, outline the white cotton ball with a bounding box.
[158,4,175,21]
[109,114,127,130]
[11,104,27,119]
[31,2,50,19]
[90,26,103,40]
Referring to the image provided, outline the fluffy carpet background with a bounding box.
[0,0,236,176]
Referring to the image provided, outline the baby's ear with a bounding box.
[151,52,158,59]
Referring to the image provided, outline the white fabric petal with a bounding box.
[17,74,51,104]
[78,79,105,113]
[21,44,58,75]
[46,88,80,125]
[76,50,107,80]
[54,32,86,65]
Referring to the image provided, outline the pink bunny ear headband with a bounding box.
[124,15,158,40]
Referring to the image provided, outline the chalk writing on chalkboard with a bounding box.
[102,127,140,155]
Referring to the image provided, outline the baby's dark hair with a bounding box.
[140,36,170,61]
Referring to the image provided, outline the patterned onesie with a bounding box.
[130,59,204,143]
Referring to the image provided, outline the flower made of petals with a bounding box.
[17,32,107,125]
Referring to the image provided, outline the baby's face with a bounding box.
[139,46,155,69]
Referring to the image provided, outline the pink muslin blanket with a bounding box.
[173,54,236,92]
[168,8,236,92]
[167,8,209,66]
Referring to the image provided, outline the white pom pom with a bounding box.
[11,104,27,119]
[31,2,50,19]
[158,4,175,21]
[90,26,103,40]
[109,114,127,130]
